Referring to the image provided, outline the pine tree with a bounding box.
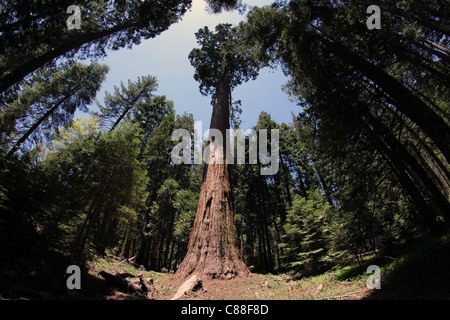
[0,0,247,94]
[0,1,192,94]
[133,112,195,269]
[97,75,159,131]
[1,62,108,157]
[281,192,332,277]
[243,1,450,234]
[41,117,148,261]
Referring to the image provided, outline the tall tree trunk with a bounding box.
[362,115,447,233]
[167,239,176,271]
[364,113,450,222]
[175,71,250,280]
[135,225,150,267]
[315,166,334,206]
[384,106,450,185]
[121,226,132,258]
[312,30,450,163]
[296,167,308,199]
[109,85,148,131]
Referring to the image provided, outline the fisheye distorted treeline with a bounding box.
[0,0,448,296]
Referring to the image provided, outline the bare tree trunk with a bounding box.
[175,71,250,280]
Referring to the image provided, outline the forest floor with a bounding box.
[1,232,450,300]
[138,271,371,300]
[86,254,370,300]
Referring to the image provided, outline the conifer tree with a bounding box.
[243,1,450,233]
[282,192,332,276]
[0,0,244,94]
[175,23,260,279]
[1,62,108,157]
[97,75,159,131]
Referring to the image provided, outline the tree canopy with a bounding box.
[189,23,261,99]
[0,0,245,94]
[243,0,450,232]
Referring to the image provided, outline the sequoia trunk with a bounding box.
[175,71,250,280]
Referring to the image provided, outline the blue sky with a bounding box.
[89,0,298,130]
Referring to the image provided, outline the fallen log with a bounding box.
[118,256,137,265]
[99,271,139,294]
[171,275,202,300]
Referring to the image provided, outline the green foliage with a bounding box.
[0,0,248,94]
[205,0,245,14]
[41,117,148,259]
[130,108,199,270]
[243,0,450,254]
[0,0,192,93]
[173,189,198,242]
[281,191,333,276]
[189,23,260,98]
[98,75,159,131]
[1,62,108,155]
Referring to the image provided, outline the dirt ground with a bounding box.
[142,272,371,301]
[155,274,271,300]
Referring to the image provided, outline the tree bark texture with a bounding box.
[175,72,250,280]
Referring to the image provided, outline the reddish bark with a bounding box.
[175,72,250,280]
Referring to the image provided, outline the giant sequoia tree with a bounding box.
[175,24,260,279]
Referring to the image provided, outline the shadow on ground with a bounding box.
[364,239,450,300]
[0,245,110,300]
